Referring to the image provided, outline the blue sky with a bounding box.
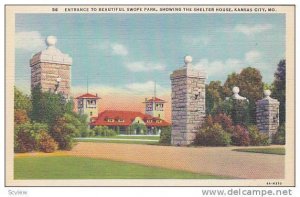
[15,13,285,96]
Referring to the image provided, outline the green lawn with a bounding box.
[75,139,159,145]
[233,147,285,155]
[14,156,227,179]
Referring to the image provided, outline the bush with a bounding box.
[92,126,117,136]
[273,124,285,144]
[231,125,250,146]
[194,123,231,146]
[14,109,30,125]
[213,113,234,133]
[88,129,95,137]
[248,125,270,146]
[37,131,58,153]
[159,126,171,145]
[50,117,75,150]
[14,122,48,153]
[80,129,90,137]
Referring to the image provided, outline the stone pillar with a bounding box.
[231,86,249,125]
[30,36,72,97]
[256,90,280,139]
[170,56,206,145]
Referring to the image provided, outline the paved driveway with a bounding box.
[68,142,284,179]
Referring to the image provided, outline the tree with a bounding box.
[272,59,286,125]
[31,85,71,126]
[206,81,223,115]
[222,73,239,98]
[14,86,32,112]
[237,67,264,124]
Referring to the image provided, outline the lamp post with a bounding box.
[54,77,61,94]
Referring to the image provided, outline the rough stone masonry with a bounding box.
[30,36,72,97]
[170,56,206,145]
[256,90,280,140]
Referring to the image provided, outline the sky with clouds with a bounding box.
[15,13,285,106]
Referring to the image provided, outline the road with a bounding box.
[67,142,284,179]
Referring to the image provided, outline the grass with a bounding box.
[233,147,285,155]
[74,139,159,145]
[14,156,228,179]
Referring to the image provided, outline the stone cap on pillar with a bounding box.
[256,90,279,105]
[170,55,206,79]
[30,35,73,66]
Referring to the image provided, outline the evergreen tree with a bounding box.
[272,59,286,125]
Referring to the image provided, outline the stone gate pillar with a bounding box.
[231,86,249,125]
[256,90,280,139]
[170,56,206,145]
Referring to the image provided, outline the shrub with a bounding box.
[14,122,48,153]
[88,129,95,137]
[273,124,285,144]
[80,129,90,137]
[213,113,234,133]
[231,125,250,146]
[37,131,58,153]
[194,123,231,146]
[50,117,75,150]
[159,126,171,145]
[14,109,30,125]
[92,126,117,136]
[248,125,270,146]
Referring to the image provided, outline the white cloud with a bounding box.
[194,58,242,78]
[192,49,274,82]
[93,42,128,56]
[125,61,165,72]
[182,35,211,46]
[245,50,261,63]
[15,31,45,52]
[234,24,272,36]
[72,81,169,97]
[111,43,128,56]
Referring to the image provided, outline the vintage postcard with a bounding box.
[5,5,295,186]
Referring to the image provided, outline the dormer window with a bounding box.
[107,118,114,122]
[118,119,125,122]
[147,120,152,123]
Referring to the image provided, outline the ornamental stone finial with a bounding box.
[46,36,57,47]
[264,89,271,98]
[232,86,247,100]
[184,55,193,67]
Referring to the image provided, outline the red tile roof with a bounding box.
[90,110,170,127]
[144,97,166,103]
[75,93,100,99]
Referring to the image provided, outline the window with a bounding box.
[90,112,93,116]
[107,118,114,122]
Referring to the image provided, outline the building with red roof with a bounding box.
[75,93,100,118]
[144,97,166,120]
[91,110,170,135]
